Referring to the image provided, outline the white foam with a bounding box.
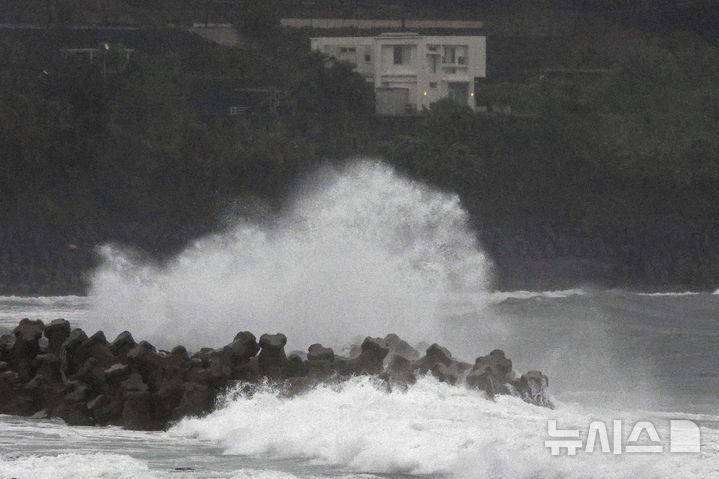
[86,161,491,350]
[635,292,701,297]
[488,289,586,302]
[171,376,719,478]
[0,453,155,479]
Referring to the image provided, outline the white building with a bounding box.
[311,32,486,115]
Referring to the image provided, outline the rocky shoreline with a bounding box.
[0,318,551,430]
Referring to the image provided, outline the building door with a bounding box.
[448,82,468,105]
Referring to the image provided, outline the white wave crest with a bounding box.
[86,160,491,350]
[171,376,719,478]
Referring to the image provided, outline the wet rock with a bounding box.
[304,358,334,379]
[224,331,259,364]
[61,328,88,375]
[258,333,288,379]
[87,393,121,425]
[285,353,305,377]
[75,357,108,393]
[384,334,420,360]
[44,319,71,354]
[121,373,149,394]
[120,391,156,430]
[105,363,131,382]
[466,350,514,396]
[172,382,213,420]
[414,343,453,374]
[207,356,232,387]
[232,356,260,382]
[346,337,389,375]
[24,372,64,412]
[171,345,189,361]
[514,370,553,408]
[126,341,163,386]
[307,344,334,361]
[382,354,416,385]
[282,376,319,397]
[33,353,62,383]
[0,334,15,363]
[110,331,136,359]
[11,318,44,380]
[191,348,215,367]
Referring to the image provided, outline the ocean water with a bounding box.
[2,291,719,478]
[1,162,718,478]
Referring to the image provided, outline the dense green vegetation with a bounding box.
[1,3,719,292]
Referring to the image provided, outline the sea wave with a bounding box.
[0,453,154,479]
[171,376,719,478]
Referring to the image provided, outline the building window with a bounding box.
[393,46,402,64]
[340,47,356,53]
[443,46,456,64]
[365,54,371,62]
[393,46,410,65]
[429,55,438,73]
[430,82,437,88]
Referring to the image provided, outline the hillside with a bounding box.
[1,1,718,293]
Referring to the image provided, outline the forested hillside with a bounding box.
[1,1,718,293]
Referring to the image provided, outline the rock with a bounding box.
[172,382,213,420]
[384,334,420,360]
[64,380,91,403]
[14,318,44,343]
[307,344,334,361]
[282,376,319,397]
[191,348,215,367]
[224,331,259,363]
[152,377,185,424]
[53,400,92,426]
[24,372,65,412]
[32,353,62,383]
[120,391,156,430]
[87,393,119,425]
[207,356,232,387]
[0,334,15,362]
[431,362,463,385]
[121,373,149,394]
[286,353,305,377]
[514,370,553,408]
[304,358,334,379]
[11,318,45,380]
[44,319,71,354]
[64,328,88,350]
[232,356,260,382]
[126,341,162,385]
[171,345,189,361]
[346,337,389,375]
[61,329,88,376]
[466,350,514,396]
[382,354,416,385]
[104,363,131,382]
[110,331,136,358]
[258,333,288,379]
[414,343,453,374]
[75,357,107,393]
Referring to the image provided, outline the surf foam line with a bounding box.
[170,376,719,479]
